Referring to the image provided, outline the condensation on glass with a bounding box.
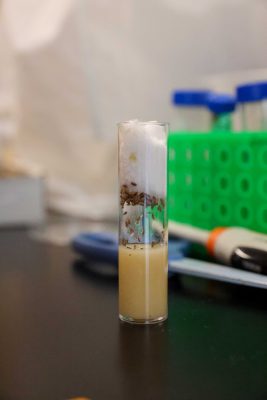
[118,120,168,324]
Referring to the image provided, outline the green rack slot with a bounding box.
[168,131,267,233]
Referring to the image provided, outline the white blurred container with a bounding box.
[0,174,44,227]
[206,93,236,132]
[236,81,267,131]
[171,90,211,132]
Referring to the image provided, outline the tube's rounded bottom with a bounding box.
[119,314,167,325]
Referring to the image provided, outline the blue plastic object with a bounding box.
[72,232,118,264]
[207,93,236,114]
[236,81,267,103]
[172,90,210,106]
[72,232,190,265]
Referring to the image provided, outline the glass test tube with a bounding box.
[171,90,211,132]
[207,93,236,132]
[236,81,267,131]
[118,120,168,324]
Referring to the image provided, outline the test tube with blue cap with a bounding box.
[207,93,236,132]
[236,81,267,131]
[171,89,211,132]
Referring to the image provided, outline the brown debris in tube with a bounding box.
[120,185,165,210]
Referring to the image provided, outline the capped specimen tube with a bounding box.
[118,120,168,324]
[236,81,267,131]
[207,93,236,132]
[171,90,211,132]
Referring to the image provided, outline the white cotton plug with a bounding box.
[119,120,166,197]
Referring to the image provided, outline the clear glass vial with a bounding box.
[118,120,168,324]
[236,81,267,131]
[171,90,211,132]
[206,93,236,132]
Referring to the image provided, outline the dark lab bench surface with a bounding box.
[1,229,267,400]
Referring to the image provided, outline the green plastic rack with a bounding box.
[168,131,267,233]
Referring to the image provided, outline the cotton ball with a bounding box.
[119,120,166,197]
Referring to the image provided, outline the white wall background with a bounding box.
[0,0,267,208]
